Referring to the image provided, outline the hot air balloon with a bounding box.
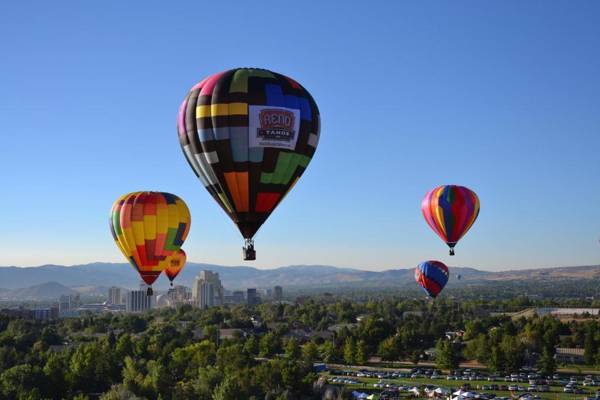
[177,68,320,260]
[110,192,191,295]
[421,185,480,255]
[165,249,186,287]
[415,260,449,298]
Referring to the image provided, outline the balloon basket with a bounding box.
[243,239,256,261]
[147,287,153,296]
[449,248,455,256]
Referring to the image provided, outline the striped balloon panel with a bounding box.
[110,192,191,285]
[421,185,480,248]
[415,260,449,298]
[177,68,320,239]
[165,249,186,282]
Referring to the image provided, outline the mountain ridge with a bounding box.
[0,263,599,295]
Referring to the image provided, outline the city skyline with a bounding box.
[1,2,599,271]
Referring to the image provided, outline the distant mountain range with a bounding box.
[0,262,599,301]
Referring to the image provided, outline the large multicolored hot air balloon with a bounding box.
[177,68,320,260]
[110,192,191,295]
[165,249,186,287]
[421,185,480,255]
[415,260,449,298]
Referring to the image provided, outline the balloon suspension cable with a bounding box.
[243,238,256,261]
[147,287,153,296]
[449,248,455,256]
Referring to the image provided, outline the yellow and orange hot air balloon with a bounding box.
[165,249,186,287]
[110,191,191,295]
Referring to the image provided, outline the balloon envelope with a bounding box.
[415,260,449,298]
[421,185,480,254]
[110,192,191,286]
[177,68,320,245]
[165,249,186,283]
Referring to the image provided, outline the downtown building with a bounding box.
[274,286,283,301]
[247,288,259,306]
[192,271,224,308]
[125,282,155,313]
[107,287,123,305]
[168,285,192,304]
[58,293,81,317]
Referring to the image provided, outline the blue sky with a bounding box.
[1,1,599,270]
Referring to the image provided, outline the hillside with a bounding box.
[0,263,599,297]
[0,281,77,301]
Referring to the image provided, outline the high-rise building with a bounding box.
[224,290,245,304]
[192,271,223,307]
[274,286,283,301]
[108,287,123,305]
[32,307,59,320]
[168,285,191,304]
[126,290,154,312]
[247,288,259,306]
[199,282,215,309]
[58,294,81,317]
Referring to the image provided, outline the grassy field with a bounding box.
[321,371,597,400]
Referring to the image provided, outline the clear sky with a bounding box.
[1,1,599,271]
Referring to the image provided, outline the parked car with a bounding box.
[508,385,518,391]
[564,387,574,393]
[527,385,537,392]
[539,385,550,392]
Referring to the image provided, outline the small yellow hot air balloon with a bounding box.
[165,249,186,287]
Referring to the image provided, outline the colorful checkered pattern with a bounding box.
[110,192,191,285]
[177,68,320,239]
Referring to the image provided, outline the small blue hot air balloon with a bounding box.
[414,260,449,298]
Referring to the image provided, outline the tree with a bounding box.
[343,337,355,365]
[537,347,556,376]
[116,334,134,360]
[301,341,319,363]
[379,336,400,362]
[43,352,68,399]
[171,341,217,380]
[259,333,279,358]
[100,385,145,400]
[488,344,505,373]
[68,342,113,394]
[212,376,241,400]
[283,338,301,360]
[584,327,597,365]
[243,336,258,356]
[320,341,336,363]
[0,364,43,400]
[501,336,524,372]
[355,340,367,365]
[435,339,459,371]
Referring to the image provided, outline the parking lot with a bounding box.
[323,367,600,400]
